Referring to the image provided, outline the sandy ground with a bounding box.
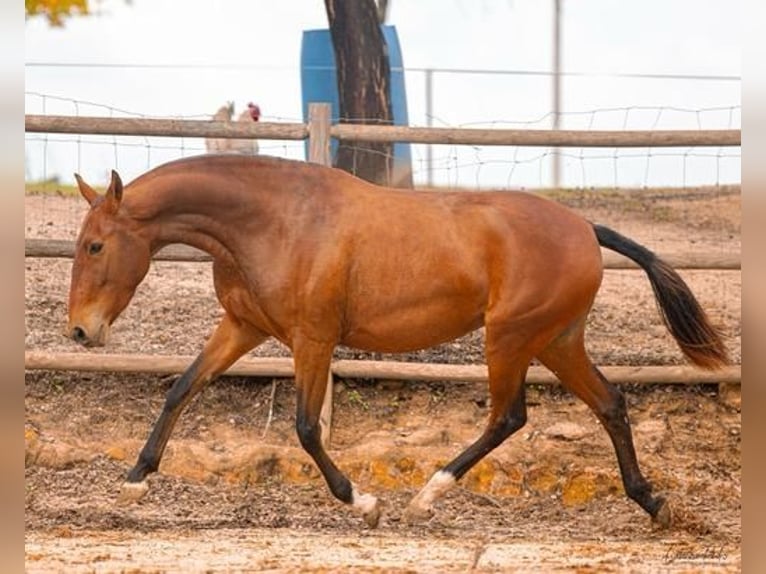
[25,184,741,572]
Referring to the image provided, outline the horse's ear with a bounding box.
[74,173,99,206]
[104,170,123,213]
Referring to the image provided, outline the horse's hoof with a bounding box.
[352,490,381,528]
[652,498,672,529]
[403,503,434,525]
[362,505,381,529]
[117,480,149,505]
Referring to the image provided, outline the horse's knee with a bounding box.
[295,414,321,452]
[164,357,205,409]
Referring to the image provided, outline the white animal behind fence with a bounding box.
[205,101,261,155]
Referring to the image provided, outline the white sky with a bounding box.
[24,0,741,188]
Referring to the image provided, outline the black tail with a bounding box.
[593,223,729,370]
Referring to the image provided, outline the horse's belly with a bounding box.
[340,296,485,353]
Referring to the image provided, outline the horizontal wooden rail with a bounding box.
[26,239,212,262]
[331,125,741,147]
[25,115,309,141]
[332,360,742,385]
[25,238,741,270]
[25,351,296,377]
[25,351,741,385]
[25,114,740,148]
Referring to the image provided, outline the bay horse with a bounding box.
[67,155,728,529]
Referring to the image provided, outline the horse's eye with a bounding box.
[88,242,103,255]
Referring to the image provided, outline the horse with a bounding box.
[67,154,728,529]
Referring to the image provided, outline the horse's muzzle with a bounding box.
[69,324,106,347]
[71,325,88,344]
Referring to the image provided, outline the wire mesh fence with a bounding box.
[24,89,740,190]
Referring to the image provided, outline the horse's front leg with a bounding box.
[292,336,381,528]
[118,313,266,504]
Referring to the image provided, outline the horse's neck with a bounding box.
[128,174,262,260]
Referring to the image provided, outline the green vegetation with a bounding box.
[25,180,103,197]
[345,389,369,411]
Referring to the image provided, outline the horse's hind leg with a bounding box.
[118,313,266,503]
[537,322,672,528]
[405,328,531,523]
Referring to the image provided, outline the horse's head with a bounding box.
[67,170,151,347]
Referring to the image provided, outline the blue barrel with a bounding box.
[301,25,412,186]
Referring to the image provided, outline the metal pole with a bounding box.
[425,68,434,187]
[552,0,562,188]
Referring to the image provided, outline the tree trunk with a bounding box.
[324,0,396,186]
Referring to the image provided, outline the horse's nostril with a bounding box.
[71,326,87,343]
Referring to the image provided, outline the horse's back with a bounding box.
[338,185,601,275]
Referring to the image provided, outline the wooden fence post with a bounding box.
[308,103,332,167]
[307,102,334,447]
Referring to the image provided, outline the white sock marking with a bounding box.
[352,486,379,516]
[411,470,456,510]
[117,480,149,504]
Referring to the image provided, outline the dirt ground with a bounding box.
[25,184,741,572]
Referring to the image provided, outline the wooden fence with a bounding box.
[24,104,742,443]
[25,110,741,147]
[25,351,742,385]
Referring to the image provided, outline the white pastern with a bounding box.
[352,486,381,528]
[409,470,456,512]
[117,480,149,505]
